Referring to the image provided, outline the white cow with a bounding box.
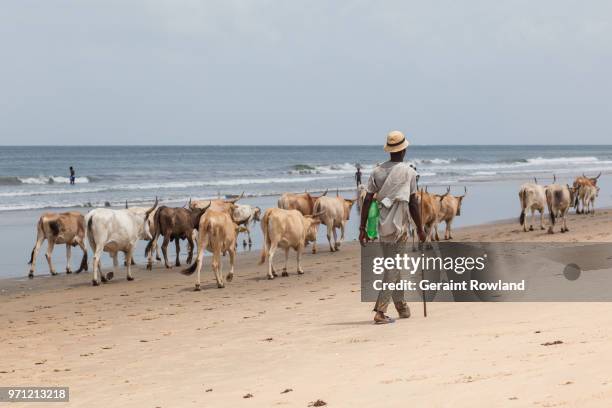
[86,200,158,286]
[545,184,576,234]
[518,182,547,232]
[232,204,261,247]
[582,185,600,215]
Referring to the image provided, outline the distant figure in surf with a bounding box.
[69,166,76,185]
[355,167,362,187]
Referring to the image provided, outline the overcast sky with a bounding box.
[0,1,610,145]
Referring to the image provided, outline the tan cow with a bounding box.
[189,193,243,215]
[545,184,577,234]
[435,186,467,240]
[28,211,88,278]
[416,188,442,245]
[277,189,328,215]
[313,195,354,252]
[573,173,601,214]
[258,208,322,280]
[182,209,241,290]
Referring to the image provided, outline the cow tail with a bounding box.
[182,213,208,275]
[27,218,43,264]
[145,208,161,257]
[181,260,197,275]
[546,189,555,225]
[258,212,269,265]
[518,189,526,225]
[87,216,96,249]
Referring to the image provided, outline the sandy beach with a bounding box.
[2,209,612,407]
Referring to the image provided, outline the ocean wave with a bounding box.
[525,156,601,165]
[0,175,92,185]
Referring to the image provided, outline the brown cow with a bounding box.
[182,209,242,290]
[28,212,87,278]
[258,208,322,279]
[277,189,328,215]
[313,195,354,252]
[435,186,467,240]
[573,173,601,214]
[145,204,209,270]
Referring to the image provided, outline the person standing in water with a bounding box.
[355,166,362,187]
[69,166,76,185]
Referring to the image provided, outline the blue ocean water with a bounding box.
[1,145,611,212]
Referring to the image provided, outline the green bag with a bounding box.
[366,200,379,239]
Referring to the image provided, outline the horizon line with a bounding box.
[2,143,612,147]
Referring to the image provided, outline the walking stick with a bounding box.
[419,185,427,318]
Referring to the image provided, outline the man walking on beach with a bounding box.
[359,131,426,324]
[69,166,76,185]
[355,166,362,187]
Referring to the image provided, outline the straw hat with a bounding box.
[384,130,409,153]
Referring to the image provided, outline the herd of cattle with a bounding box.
[519,173,601,234]
[27,190,354,289]
[26,172,602,288]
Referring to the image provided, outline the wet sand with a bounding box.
[1,210,612,407]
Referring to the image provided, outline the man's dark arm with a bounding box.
[408,193,426,242]
[359,192,375,246]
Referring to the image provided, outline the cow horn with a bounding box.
[321,189,328,197]
[425,186,428,193]
[553,174,557,183]
[227,192,244,204]
[336,188,339,197]
[446,186,451,193]
[534,177,538,184]
[595,172,601,179]
[145,196,158,219]
[464,186,467,195]
[125,200,128,209]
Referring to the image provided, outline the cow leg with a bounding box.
[296,246,304,274]
[161,236,171,268]
[104,252,118,282]
[186,236,194,265]
[65,245,73,274]
[529,209,535,231]
[326,225,335,252]
[175,238,181,267]
[333,227,340,251]
[282,248,289,277]
[213,251,224,288]
[226,246,235,282]
[268,242,278,279]
[446,220,453,240]
[46,240,57,275]
[194,245,204,291]
[247,226,252,246]
[339,222,347,249]
[562,211,569,232]
[126,248,134,281]
[28,233,45,278]
[539,209,545,230]
[92,248,103,286]
[75,239,88,273]
[312,239,317,254]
